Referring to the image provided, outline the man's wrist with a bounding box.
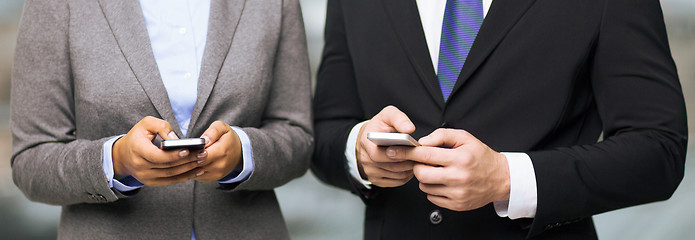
[495,152,511,202]
[346,121,372,188]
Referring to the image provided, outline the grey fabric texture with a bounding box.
[10,0,312,239]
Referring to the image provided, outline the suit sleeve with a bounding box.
[526,0,687,236]
[11,0,120,205]
[233,0,314,191]
[311,0,370,193]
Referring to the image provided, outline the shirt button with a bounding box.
[179,27,187,34]
[429,210,442,225]
[184,73,192,79]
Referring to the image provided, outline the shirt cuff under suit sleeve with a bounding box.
[217,126,254,183]
[345,121,372,189]
[493,152,538,219]
[102,135,144,193]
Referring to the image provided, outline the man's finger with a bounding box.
[419,182,448,197]
[200,121,231,148]
[426,194,454,210]
[376,161,415,172]
[371,177,411,188]
[387,145,453,166]
[413,163,446,184]
[364,164,413,180]
[375,106,415,134]
[419,128,475,148]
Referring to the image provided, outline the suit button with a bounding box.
[97,194,107,202]
[429,210,442,224]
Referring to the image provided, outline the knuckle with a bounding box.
[383,105,396,113]
[164,168,179,177]
[412,164,423,177]
[214,120,227,128]
[415,172,429,183]
[454,172,470,184]
[142,116,155,122]
[459,151,473,166]
[397,170,411,179]
[158,121,170,131]
[453,188,466,200]
[132,159,147,169]
[421,150,434,164]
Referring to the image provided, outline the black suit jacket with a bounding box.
[312,0,688,239]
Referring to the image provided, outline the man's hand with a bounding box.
[356,106,416,187]
[386,128,511,211]
[113,116,206,186]
[195,121,243,183]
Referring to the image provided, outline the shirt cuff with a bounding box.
[102,135,144,192]
[493,152,537,219]
[218,126,254,183]
[345,121,372,189]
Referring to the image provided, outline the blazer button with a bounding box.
[429,210,442,225]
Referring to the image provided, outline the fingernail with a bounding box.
[202,136,210,145]
[197,160,205,165]
[197,150,207,159]
[386,148,396,157]
[196,171,205,177]
[179,149,189,157]
[168,132,178,140]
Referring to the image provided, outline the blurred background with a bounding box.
[1,0,694,239]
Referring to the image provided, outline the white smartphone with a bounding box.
[160,138,205,150]
[367,132,421,147]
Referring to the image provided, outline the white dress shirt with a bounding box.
[345,0,538,219]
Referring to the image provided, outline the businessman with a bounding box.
[312,0,687,239]
[12,0,312,239]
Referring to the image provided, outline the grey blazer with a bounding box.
[10,0,312,239]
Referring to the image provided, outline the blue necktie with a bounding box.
[438,0,483,101]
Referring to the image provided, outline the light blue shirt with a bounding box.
[100,0,254,222]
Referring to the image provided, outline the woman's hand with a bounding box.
[112,116,206,186]
[194,121,243,183]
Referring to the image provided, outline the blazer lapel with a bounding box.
[381,0,444,109]
[449,0,537,99]
[97,0,183,136]
[186,0,246,136]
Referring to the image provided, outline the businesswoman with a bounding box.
[11,0,312,239]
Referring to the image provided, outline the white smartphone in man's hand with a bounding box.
[367,132,421,147]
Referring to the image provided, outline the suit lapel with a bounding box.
[449,0,537,100]
[97,0,183,136]
[186,0,246,136]
[381,0,444,109]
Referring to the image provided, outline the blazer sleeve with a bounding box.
[526,0,688,236]
[311,0,373,195]
[232,0,314,191]
[11,0,120,205]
